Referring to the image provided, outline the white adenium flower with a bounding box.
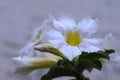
[12,25,62,79]
[39,16,101,60]
[85,33,120,80]
[102,33,120,52]
[101,34,120,80]
[12,16,102,80]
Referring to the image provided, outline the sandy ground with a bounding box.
[0,0,120,80]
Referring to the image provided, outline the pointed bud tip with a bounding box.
[34,45,39,50]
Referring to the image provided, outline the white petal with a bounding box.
[101,61,114,80]
[83,38,101,44]
[86,61,113,80]
[79,43,100,52]
[12,57,30,67]
[86,61,120,80]
[77,17,99,36]
[40,15,55,31]
[89,53,120,80]
[40,29,64,42]
[53,17,76,32]
[19,42,36,57]
[110,53,120,62]
[84,69,105,80]
[102,33,120,51]
[82,38,102,48]
[29,69,49,80]
[60,45,81,60]
[109,53,120,69]
[49,39,65,48]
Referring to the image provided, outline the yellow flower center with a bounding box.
[66,31,82,46]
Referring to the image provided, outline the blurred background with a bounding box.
[0,0,120,80]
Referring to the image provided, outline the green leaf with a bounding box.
[76,50,111,72]
[105,49,115,54]
[73,52,88,67]
[91,60,102,70]
[84,52,109,60]
[41,49,114,80]
[78,50,110,61]
[41,67,75,80]
[78,59,102,72]
[41,60,76,80]
[78,52,88,60]
[72,56,79,66]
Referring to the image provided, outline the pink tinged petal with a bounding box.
[53,17,76,32]
[60,45,81,60]
[77,17,99,36]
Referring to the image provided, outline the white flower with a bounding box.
[102,33,120,52]
[101,34,120,80]
[85,33,120,80]
[39,16,101,60]
[12,16,102,80]
[12,24,62,80]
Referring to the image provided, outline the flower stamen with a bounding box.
[66,31,81,46]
